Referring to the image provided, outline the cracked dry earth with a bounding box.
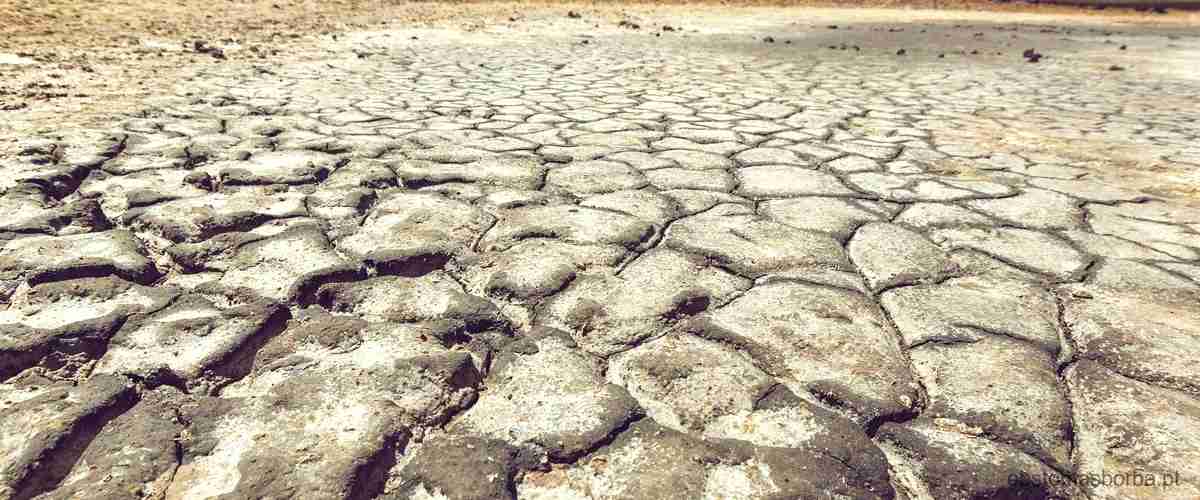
[3,10,1200,500]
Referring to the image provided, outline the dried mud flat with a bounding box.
[2,2,1200,500]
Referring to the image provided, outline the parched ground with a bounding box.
[2,2,1200,500]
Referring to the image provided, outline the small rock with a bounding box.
[192,40,226,59]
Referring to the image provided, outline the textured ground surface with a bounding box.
[2,6,1200,500]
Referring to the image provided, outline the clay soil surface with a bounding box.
[1,0,1196,134]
